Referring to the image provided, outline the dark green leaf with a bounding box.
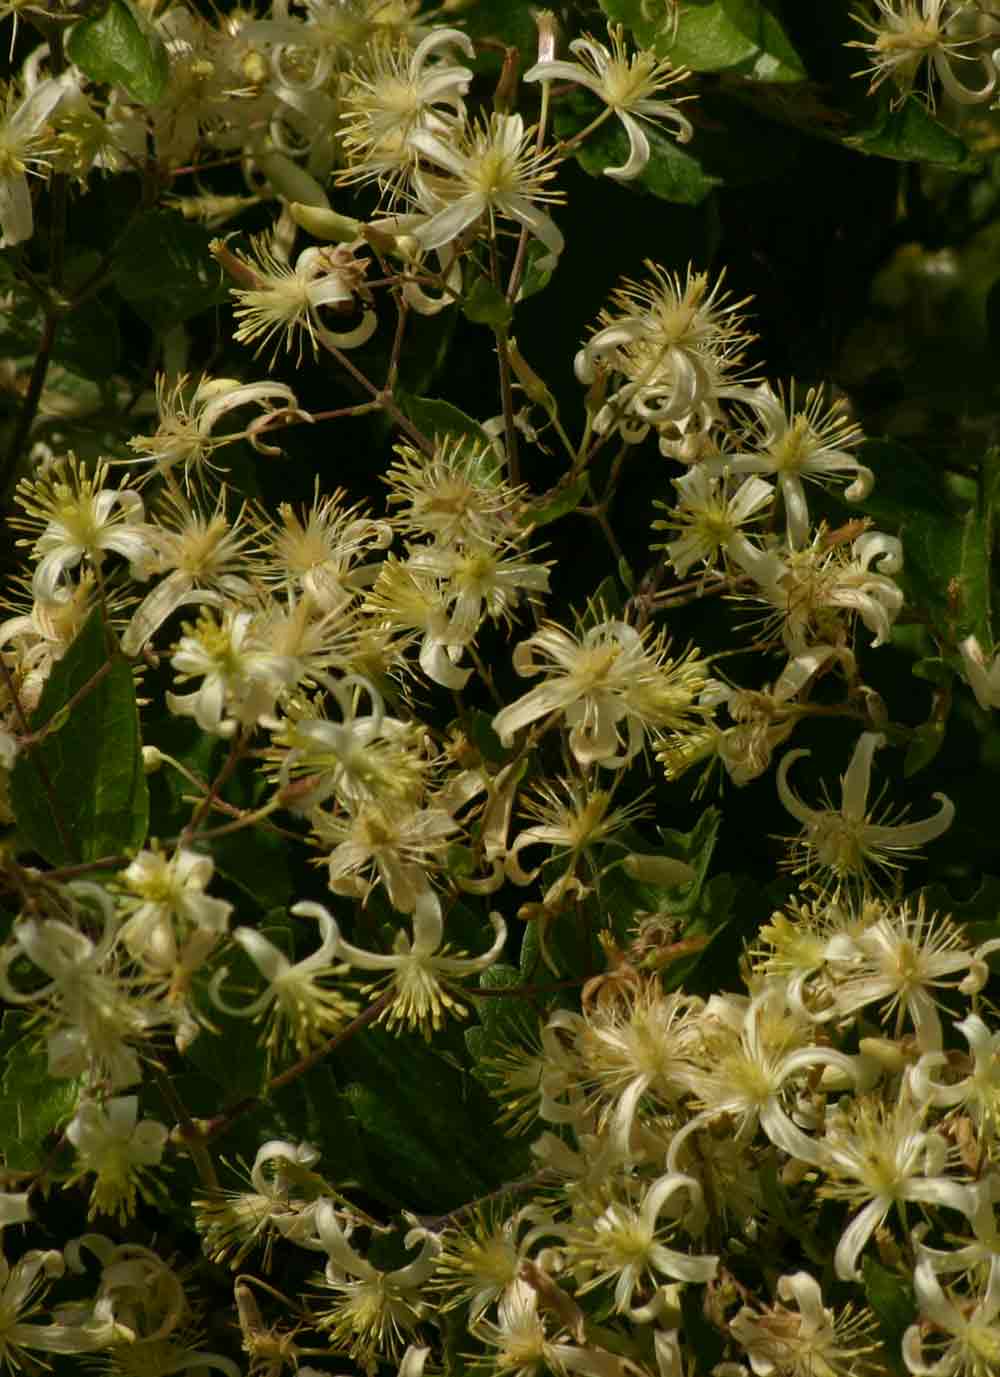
[601,0,805,81]
[849,98,968,166]
[465,709,508,767]
[912,658,953,686]
[397,394,499,476]
[112,211,230,331]
[518,240,556,302]
[67,0,169,104]
[0,1014,79,1172]
[458,0,539,68]
[680,1277,726,1369]
[0,285,120,382]
[462,276,514,330]
[518,472,589,528]
[10,610,148,866]
[958,445,999,647]
[863,1258,916,1376]
[555,95,721,205]
[904,721,946,777]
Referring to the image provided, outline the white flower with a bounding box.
[651,467,773,578]
[667,987,862,1171]
[166,606,300,737]
[338,26,474,201]
[311,798,459,913]
[12,456,150,603]
[493,617,710,769]
[210,903,357,1058]
[194,1139,326,1267]
[124,373,302,492]
[0,1245,112,1366]
[314,1198,439,1364]
[212,236,376,363]
[730,1271,880,1377]
[319,889,507,1035]
[825,896,981,1052]
[524,24,692,181]
[567,1173,718,1316]
[0,885,161,1089]
[820,1079,976,1280]
[849,0,996,110]
[701,383,871,549]
[66,1096,168,1224]
[0,75,72,247]
[776,732,954,893]
[903,1244,1000,1376]
[959,635,1000,710]
[121,486,256,656]
[757,526,904,655]
[119,847,232,979]
[575,262,754,440]
[405,111,565,273]
[912,1013,1000,1151]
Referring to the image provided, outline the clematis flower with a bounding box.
[338,26,475,202]
[314,1198,439,1365]
[575,262,754,441]
[651,467,773,579]
[958,634,1000,710]
[493,616,710,769]
[903,1243,1000,1376]
[666,986,863,1172]
[405,112,565,273]
[0,74,72,248]
[124,372,303,493]
[849,0,996,111]
[567,1173,718,1316]
[730,1271,881,1377]
[776,732,954,893]
[65,1095,168,1224]
[820,1078,976,1281]
[307,889,506,1036]
[524,23,693,181]
[824,896,983,1052]
[210,903,357,1058]
[211,235,376,363]
[701,382,872,550]
[12,456,150,603]
[118,846,233,978]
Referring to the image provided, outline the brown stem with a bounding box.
[152,1065,220,1191]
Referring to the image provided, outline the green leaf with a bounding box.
[462,276,514,330]
[655,806,722,915]
[555,95,721,205]
[0,284,121,382]
[848,98,969,166]
[397,394,498,473]
[848,439,984,640]
[601,0,806,81]
[338,1024,526,1211]
[465,709,508,767]
[680,1278,726,1369]
[67,0,169,104]
[863,1258,916,1376]
[904,721,947,778]
[518,472,589,528]
[458,0,539,68]
[518,240,556,302]
[959,446,999,648]
[112,211,230,332]
[10,610,148,866]
[0,1014,79,1172]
